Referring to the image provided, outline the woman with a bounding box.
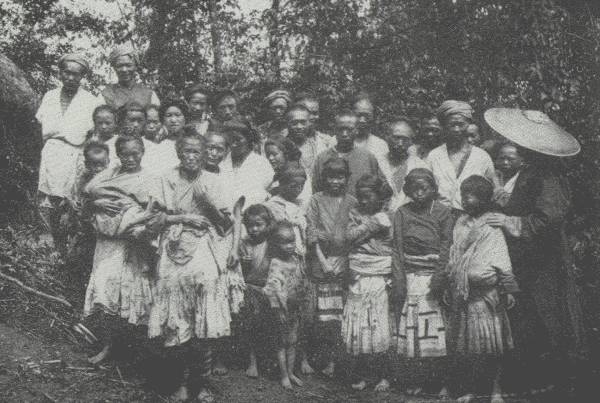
[148,131,243,401]
[184,84,211,136]
[484,108,587,398]
[258,89,292,140]
[101,44,160,109]
[219,120,274,210]
[36,53,102,254]
[264,135,312,209]
[153,99,190,174]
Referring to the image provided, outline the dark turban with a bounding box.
[58,53,89,72]
[109,44,138,66]
[436,100,473,123]
[263,89,292,106]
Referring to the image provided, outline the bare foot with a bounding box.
[321,361,335,378]
[374,379,390,392]
[281,376,293,390]
[457,393,475,403]
[88,344,110,365]
[300,358,315,375]
[438,386,451,399]
[245,363,258,378]
[170,385,189,402]
[197,388,215,403]
[491,394,505,403]
[212,359,228,376]
[351,380,367,391]
[289,373,304,387]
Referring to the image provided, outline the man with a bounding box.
[101,44,160,109]
[36,53,102,253]
[352,96,389,163]
[296,92,332,138]
[312,110,384,195]
[466,123,481,146]
[286,104,334,174]
[426,100,497,211]
[258,89,291,139]
[379,119,428,211]
[414,114,443,159]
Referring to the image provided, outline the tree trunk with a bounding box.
[268,0,282,81]
[208,0,223,82]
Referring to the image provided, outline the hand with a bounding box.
[373,212,392,228]
[441,290,451,307]
[484,213,507,228]
[183,215,211,230]
[93,199,123,216]
[503,293,516,310]
[227,250,239,269]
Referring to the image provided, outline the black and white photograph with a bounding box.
[0,0,599,401]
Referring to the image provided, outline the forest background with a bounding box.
[1,0,600,312]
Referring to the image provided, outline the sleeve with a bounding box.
[482,153,500,188]
[261,158,275,191]
[390,209,407,310]
[489,229,519,294]
[263,259,287,309]
[151,91,161,106]
[311,155,323,193]
[370,154,387,185]
[437,206,454,270]
[346,209,380,246]
[305,196,319,245]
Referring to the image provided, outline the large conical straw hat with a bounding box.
[484,108,580,157]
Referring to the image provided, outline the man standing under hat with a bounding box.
[258,89,292,140]
[101,44,160,109]
[36,53,103,253]
[426,100,497,211]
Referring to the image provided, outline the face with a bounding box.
[461,191,484,216]
[145,108,161,137]
[405,178,436,207]
[467,124,481,145]
[230,132,251,159]
[188,92,208,117]
[268,97,288,122]
[122,111,146,137]
[299,99,319,126]
[353,99,374,135]
[324,172,347,196]
[59,61,85,92]
[496,145,524,176]
[287,109,311,143]
[215,96,237,122]
[356,187,380,215]
[334,115,358,150]
[245,215,269,240]
[117,140,144,172]
[420,117,442,149]
[274,227,296,258]
[113,55,136,85]
[265,144,286,173]
[84,150,109,175]
[163,106,186,134]
[387,122,414,156]
[94,110,117,139]
[444,114,470,143]
[178,138,205,173]
[279,175,306,201]
[205,134,228,168]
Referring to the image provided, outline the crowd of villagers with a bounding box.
[32,46,589,402]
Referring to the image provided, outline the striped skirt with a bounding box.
[314,281,345,323]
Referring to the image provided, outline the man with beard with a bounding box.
[286,104,334,175]
[426,100,497,212]
[379,119,428,211]
[312,110,384,196]
[351,96,389,164]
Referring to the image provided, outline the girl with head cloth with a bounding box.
[258,89,292,140]
[101,44,160,110]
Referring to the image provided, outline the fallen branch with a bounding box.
[0,271,72,308]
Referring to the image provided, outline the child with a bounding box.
[185,84,211,136]
[144,104,166,143]
[86,105,117,143]
[238,204,274,378]
[447,175,518,403]
[263,221,309,389]
[342,174,393,392]
[306,157,357,377]
[83,136,158,365]
[392,168,453,397]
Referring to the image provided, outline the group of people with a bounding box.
[35,48,587,403]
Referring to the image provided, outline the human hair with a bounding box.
[294,91,318,105]
[355,174,393,201]
[175,125,206,154]
[222,118,259,146]
[460,175,494,208]
[184,83,210,102]
[92,105,116,123]
[279,164,307,185]
[144,103,160,117]
[211,89,237,109]
[115,135,144,155]
[287,103,310,116]
[335,108,358,121]
[242,204,274,228]
[403,168,438,196]
[159,99,190,122]
[83,140,109,159]
[321,156,350,179]
[385,117,414,137]
[117,101,145,125]
[205,130,230,147]
[267,220,296,256]
[264,135,302,163]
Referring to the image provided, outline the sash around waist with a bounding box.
[348,253,392,276]
[404,253,438,274]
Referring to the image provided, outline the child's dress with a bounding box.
[263,255,309,347]
[83,166,157,325]
[342,209,393,355]
[264,194,307,257]
[446,212,519,355]
[239,237,271,338]
[392,200,453,358]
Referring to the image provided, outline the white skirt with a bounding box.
[38,139,82,198]
[342,275,391,355]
